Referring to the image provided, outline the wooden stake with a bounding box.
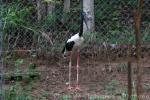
[134,0,144,100]
[128,45,132,100]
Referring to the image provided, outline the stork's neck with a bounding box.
[79,14,83,37]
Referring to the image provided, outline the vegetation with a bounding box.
[1,0,149,52]
[4,82,35,100]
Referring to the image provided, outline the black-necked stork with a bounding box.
[62,11,89,90]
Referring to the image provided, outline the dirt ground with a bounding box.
[4,46,150,100]
[27,55,150,100]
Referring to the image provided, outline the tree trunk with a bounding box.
[37,0,42,21]
[63,0,70,12]
[83,0,95,33]
[37,0,46,22]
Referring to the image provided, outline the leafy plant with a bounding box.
[15,59,24,72]
[28,63,39,80]
[2,1,35,33]
[4,82,34,100]
[14,59,24,81]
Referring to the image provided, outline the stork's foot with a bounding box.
[75,85,81,91]
[67,85,74,90]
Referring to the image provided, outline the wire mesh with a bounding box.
[1,0,150,99]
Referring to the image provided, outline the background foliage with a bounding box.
[1,0,149,52]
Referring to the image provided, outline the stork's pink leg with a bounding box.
[75,50,81,90]
[67,51,73,90]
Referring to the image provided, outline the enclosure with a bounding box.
[0,0,150,100]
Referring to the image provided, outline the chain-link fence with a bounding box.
[1,0,150,99]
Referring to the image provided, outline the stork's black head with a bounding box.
[80,11,86,23]
[62,41,75,58]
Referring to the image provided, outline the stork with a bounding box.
[62,11,89,90]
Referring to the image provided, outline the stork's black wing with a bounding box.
[62,41,75,54]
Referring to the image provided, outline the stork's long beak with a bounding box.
[82,12,89,30]
[84,19,89,30]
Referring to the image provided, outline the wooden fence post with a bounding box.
[134,0,144,100]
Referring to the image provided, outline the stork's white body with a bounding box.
[67,33,84,48]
